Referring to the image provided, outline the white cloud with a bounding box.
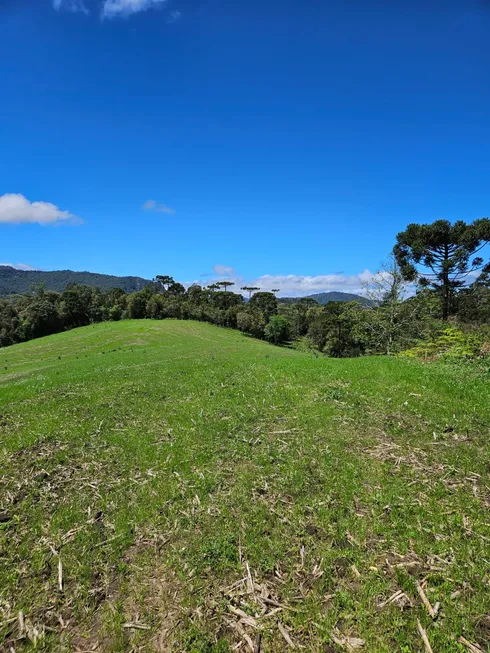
[142,199,176,215]
[52,0,179,19]
[183,269,403,298]
[249,271,376,297]
[52,0,89,14]
[188,268,376,298]
[0,263,38,271]
[102,0,167,18]
[213,264,235,277]
[0,194,82,226]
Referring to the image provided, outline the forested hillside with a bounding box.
[279,291,372,306]
[0,266,151,296]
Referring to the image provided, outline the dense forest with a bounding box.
[0,266,150,296]
[2,218,490,357]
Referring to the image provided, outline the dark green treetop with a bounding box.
[155,275,175,291]
[394,218,490,318]
[241,286,260,299]
[217,281,235,292]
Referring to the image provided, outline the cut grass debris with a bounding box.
[1,320,490,651]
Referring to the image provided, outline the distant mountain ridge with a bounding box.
[0,266,151,296]
[279,291,372,306]
[305,291,372,305]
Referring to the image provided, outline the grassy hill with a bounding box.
[1,321,489,652]
[0,265,151,296]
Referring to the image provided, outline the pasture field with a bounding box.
[1,320,490,652]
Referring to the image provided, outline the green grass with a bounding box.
[1,320,490,652]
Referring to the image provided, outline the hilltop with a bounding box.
[1,320,489,651]
[306,290,372,305]
[0,265,151,296]
[279,291,372,306]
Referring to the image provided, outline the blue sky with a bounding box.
[1,0,489,295]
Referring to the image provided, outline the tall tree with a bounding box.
[241,286,260,299]
[249,292,278,318]
[60,284,101,327]
[264,315,290,345]
[298,297,318,309]
[167,282,186,295]
[154,275,174,291]
[394,218,490,319]
[217,281,235,292]
[307,302,362,356]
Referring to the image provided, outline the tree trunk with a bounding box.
[442,244,450,320]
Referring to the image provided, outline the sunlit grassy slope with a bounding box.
[1,320,490,652]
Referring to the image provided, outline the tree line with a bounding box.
[1,217,490,355]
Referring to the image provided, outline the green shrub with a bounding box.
[264,315,291,345]
[399,325,489,360]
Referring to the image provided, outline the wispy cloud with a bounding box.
[0,193,82,226]
[52,0,89,14]
[102,0,167,18]
[0,263,38,271]
[167,9,181,22]
[142,199,176,215]
[213,264,235,277]
[52,0,179,19]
